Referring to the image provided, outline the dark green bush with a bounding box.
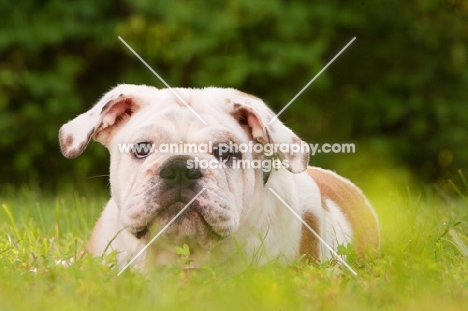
[1,0,467,190]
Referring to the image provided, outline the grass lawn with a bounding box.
[1,178,467,311]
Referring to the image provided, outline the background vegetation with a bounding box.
[1,0,467,191]
[1,182,468,310]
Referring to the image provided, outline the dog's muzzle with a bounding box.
[131,156,203,239]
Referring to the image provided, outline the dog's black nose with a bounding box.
[160,158,202,187]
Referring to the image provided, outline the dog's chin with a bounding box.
[139,202,225,249]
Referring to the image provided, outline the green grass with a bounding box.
[1,181,468,311]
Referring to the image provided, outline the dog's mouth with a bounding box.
[129,202,225,243]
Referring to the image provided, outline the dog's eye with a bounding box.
[133,142,153,159]
[213,148,232,162]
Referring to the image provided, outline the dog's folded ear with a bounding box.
[229,92,310,173]
[59,84,156,158]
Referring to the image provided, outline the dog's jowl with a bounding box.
[59,84,379,270]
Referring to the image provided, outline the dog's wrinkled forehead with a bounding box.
[59,84,310,173]
[119,88,250,142]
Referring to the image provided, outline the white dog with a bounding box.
[59,84,379,270]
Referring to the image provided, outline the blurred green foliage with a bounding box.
[0,0,467,190]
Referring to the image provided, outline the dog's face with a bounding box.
[59,84,309,253]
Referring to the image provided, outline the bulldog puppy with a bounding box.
[59,84,379,270]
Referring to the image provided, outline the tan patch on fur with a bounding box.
[299,211,321,262]
[308,167,380,256]
[63,135,73,148]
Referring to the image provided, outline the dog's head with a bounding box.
[59,84,309,251]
